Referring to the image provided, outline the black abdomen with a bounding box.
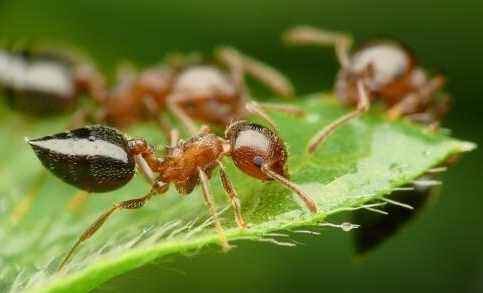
[28,125,135,193]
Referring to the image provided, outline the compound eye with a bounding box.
[253,156,264,168]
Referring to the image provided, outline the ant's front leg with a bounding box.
[57,180,169,272]
[307,79,370,153]
[217,160,249,230]
[283,26,353,69]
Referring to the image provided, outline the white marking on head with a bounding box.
[29,138,129,163]
[234,128,270,155]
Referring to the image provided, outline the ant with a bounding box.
[0,45,106,121]
[101,46,302,137]
[27,117,317,271]
[283,26,450,153]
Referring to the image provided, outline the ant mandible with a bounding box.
[283,26,449,153]
[0,45,106,121]
[101,46,302,137]
[27,118,317,271]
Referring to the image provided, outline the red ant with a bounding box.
[27,115,317,271]
[100,46,302,137]
[283,26,450,153]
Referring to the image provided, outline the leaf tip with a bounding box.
[458,141,477,152]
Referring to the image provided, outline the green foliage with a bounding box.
[0,94,473,293]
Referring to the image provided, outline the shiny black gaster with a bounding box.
[28,125,135,192]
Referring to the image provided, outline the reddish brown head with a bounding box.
[225,121,288,181]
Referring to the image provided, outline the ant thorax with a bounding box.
[159,132,225,186]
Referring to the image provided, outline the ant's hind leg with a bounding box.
[282,26,353,69]
[307,79,370,153]
[198,167,231,252]
[215,46,294,97]
[10,170,47,224]
[57,180,169,272]
[217,161,248,230]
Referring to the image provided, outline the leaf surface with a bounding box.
[0,94,473,293]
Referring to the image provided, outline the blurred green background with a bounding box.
[0,0,482,292]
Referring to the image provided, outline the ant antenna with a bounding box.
[262,165,317,213]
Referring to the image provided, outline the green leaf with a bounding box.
[0,93,474,293]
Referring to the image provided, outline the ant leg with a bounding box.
[387,75,446,120]
[249,101,305,117]
[261,165,317,213]
[217,160,249,230]
[66,190,89,212]
[282,26,353,69]
[134,155,155,184]
[197,167,231,251]
[166,94,199,137]
[10,170,47,224]
[57,180,169,271]
[215,46,294,97]
[307,79,370,153]
[142,95,173,141]
[164,128,179,156]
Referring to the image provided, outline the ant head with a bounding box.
[337,39,417,104]
[225,121,288,181]
[27,125,136,193]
